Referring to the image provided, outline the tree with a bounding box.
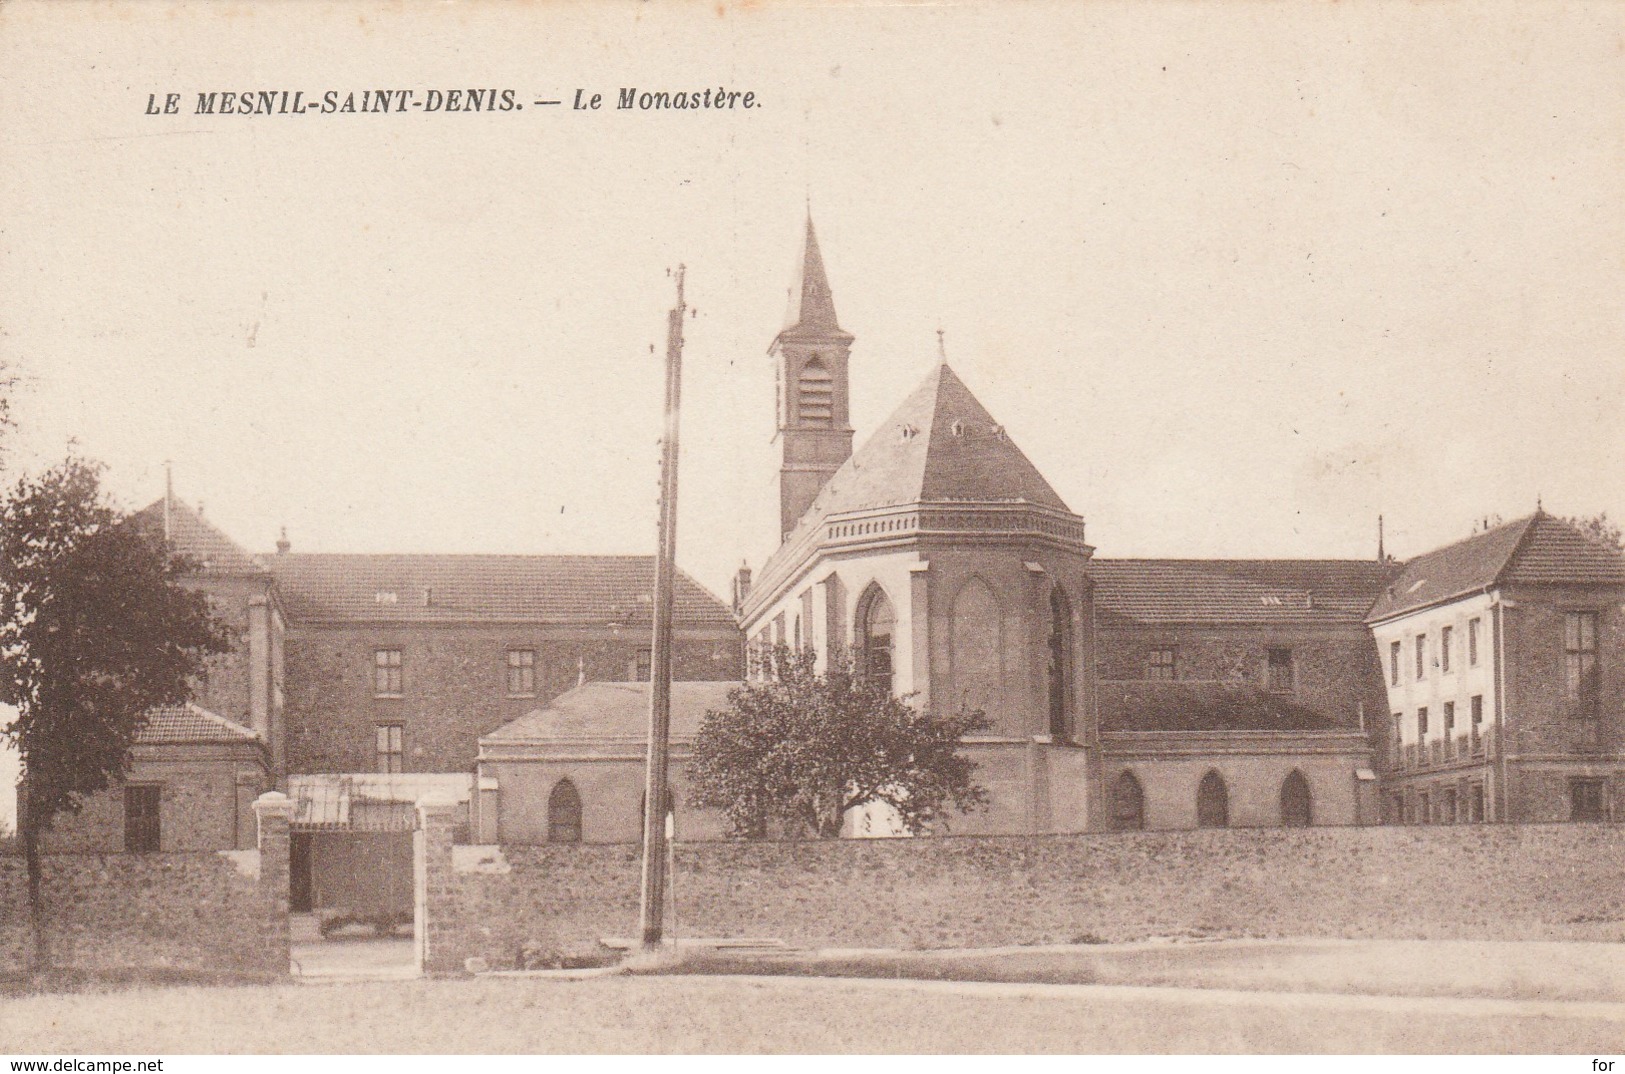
[0,454,228,968]
[685,646,990,839]
[1565,512,1624,552]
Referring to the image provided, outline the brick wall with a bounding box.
[1503,584,1625,756]
[420,825,1625,969]
[1098,624,1387,732]
[285,622,742,773]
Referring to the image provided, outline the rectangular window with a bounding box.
[1266,647,1294,692]
[375,724,403,774]
[1570,778,1606,822]
[1443,700,1455,734]
[1470,694,1483,725]
[1468,618,1481,666]
[1417,791,1431,825]
[1146,647,1177,681]
[124,785,161,853]
[1564,611,1599,703]
[1417,706,1429,738]
[506,649,536,696]
[1390,641,1401,686]
[1443,787,1458,824]
[1440,626,1452,673]
[1391,712,1403,767]
[374,649,403,696]
[1415,635,1427,680]
[1470,784,1485,823]
[634,648,652,682]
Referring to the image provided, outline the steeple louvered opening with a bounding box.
[797,357,835,428]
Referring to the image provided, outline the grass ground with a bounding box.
[1,940,1621,1053]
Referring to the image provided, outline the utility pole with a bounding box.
[639,265,685,950]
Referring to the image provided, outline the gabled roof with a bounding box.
[483,680,743,743]
[776,215,848,341]
[1091,558,1395,626]
[782,362,1068,533]
[1098,682,1342,732]
[131,498,266,576]
[1367,513,1625,622]
[136,702,260,745]
[269,553,737,626]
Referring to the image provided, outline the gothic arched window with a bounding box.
[1047,584,1073,740]
[1111,771,1145,831]
[1196,770,1229,828]
[1281,769,1313,827]
[547,779,582,844]
[797,357,835,428]
[856,584,896,695]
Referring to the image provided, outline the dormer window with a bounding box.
[950,420,966,437]
[899,423,919,441]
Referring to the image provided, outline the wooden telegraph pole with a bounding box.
[639,265,685,950]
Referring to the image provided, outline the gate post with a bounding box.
[415,794,460,976]
[252,791,295,976]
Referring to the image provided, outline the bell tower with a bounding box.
[773,215,855,539]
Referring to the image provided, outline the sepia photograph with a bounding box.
[0,0,1622,1058]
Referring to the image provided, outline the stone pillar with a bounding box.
[252,790,294,976]
[415,795,460,976]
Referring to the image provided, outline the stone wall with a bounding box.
[418,823,1625,971]
[1,791,293,978]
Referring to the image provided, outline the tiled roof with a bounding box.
[1090,558,1395,626]
[484,680,743,743]
[136,703,260,745]
[765,363,1071,575]
[1098,681,1343,732]
[269,554,736,625]
[1367,513,1625,622]
[131,499,267,576]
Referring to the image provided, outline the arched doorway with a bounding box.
[547,779,583,844]
[1196,770,1229,828]
[1280,770,1313,827]
[856,584,895,695]
[1047,585,1073,740]
[1111,771,1145,831]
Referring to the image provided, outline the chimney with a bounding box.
[732,563,753,616]
[275,526,291,554]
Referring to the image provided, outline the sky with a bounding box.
[1,1,1622,822]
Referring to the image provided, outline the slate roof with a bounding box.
[1367,513,1625,622]
[1091,558,1395,626]
[777,215,848,340]
[268,553,737,625]
[131,498,267,576]
[483,680,744,743]
[136,703,260,745]
[769,363,1071,559]
[1098,682,1342,732]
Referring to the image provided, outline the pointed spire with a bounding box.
[163,460,174,544]
[783,214,842,335]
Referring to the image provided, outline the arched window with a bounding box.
[1281,769,1313,827]
[1196,770,1229,828]
[1111,771,1145,831]
[856,585,895,695]
[797,357,834,428]
[547,779,582,844]
[1047,585,1073,740]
